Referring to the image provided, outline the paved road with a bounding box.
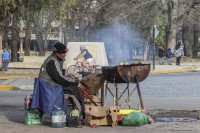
[1,72,200,108]
[0,72,200,132]
[142,72,200,110]
[103,72,200,110]
[142,72,200,97]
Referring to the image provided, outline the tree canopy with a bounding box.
[1,0,200,62]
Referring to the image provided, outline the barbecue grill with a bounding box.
[101,62,151,109]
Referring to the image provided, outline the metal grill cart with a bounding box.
[101,62,151,110]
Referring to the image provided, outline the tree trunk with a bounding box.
[67,9,75,42]
[193,11,199,58]
[193,24,199,58]
[10,13,19,62]
[183,20,193,57]
[24,21,31,56]
[63,27,68,45]
[35,30,45,56]
[44,34,48,52]
[167,0,178,52]
[0,27,3,68]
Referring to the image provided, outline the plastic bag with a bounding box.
[25,110,42,125]
[66,110,81,127]
[122,112,148,126]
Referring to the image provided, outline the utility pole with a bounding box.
[151,25,159,70]
[0,31,2,68]
[152,26,155,70]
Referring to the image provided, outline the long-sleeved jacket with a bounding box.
[39,53,79,86]
[166,49,173,58]
[2,50,10,60]
[174,44,184,57]
[158,48,165,58]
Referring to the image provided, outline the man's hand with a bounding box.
[78,83,82,88]
[67,74,76,79]
[74,78,79,86]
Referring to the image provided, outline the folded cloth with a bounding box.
[31,78,68,115]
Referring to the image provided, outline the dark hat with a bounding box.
[52,42,68,54]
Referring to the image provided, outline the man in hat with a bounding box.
[31,42,85,125]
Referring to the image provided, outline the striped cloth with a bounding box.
[174,45,184,57]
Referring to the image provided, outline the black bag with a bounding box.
[66,109,81,127]
[66,116,80,127]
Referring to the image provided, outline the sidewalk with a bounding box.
[1,61,200,78]
[150,61,200,74]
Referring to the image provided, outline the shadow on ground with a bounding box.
[2,105,25,124]
[2,105,52,127]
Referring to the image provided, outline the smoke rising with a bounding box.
[95,22,145,65]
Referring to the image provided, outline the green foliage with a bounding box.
[45,0,77,20]
[155,25,166,47]
[154,15,166,48]
[0,0,78,25]
[0,0,23,24]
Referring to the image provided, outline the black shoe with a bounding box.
[76,120,83,128]
[76,125,82,128]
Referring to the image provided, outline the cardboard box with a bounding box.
[84,95,101,106]
[85,105,118,127]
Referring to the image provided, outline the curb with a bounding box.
[150,69,195,74]
[0,76,36,80]
[0,69,196,80]
[0,86,13,91]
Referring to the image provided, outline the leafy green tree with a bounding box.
[0,0,23,62]
[31,0,77,56]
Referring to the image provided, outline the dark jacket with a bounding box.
[31,53,86,116]
[158,48,165,58]
[39,53,79,86]
[31,53,79,115]
[166,49,173,58]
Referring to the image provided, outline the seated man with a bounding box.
[74,45,94,68]
[31,42,85,123]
